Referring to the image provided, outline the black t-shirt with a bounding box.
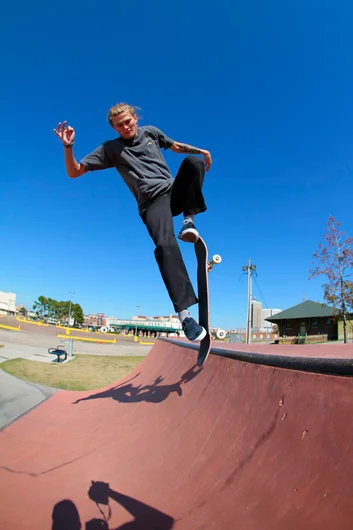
[81,126,175,215]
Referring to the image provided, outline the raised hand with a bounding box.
[88,481,110,505]
[53,121,75,146]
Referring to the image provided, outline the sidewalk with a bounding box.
[0,370,57,430]
[0,339,51,362]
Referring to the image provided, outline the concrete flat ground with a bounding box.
[0,315,153,360]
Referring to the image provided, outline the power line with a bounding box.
[253,274,269,309]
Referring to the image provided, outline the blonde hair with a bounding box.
[107,103,141,126]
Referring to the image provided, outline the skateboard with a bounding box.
[195,237,222,366]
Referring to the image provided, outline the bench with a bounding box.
[48,345,67,362]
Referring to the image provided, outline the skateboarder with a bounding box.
[54,103,212,343]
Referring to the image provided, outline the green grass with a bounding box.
[0,355,144,391]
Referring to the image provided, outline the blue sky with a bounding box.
[1,0,353,329]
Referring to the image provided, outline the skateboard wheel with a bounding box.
[216,329,226,340]
[212,254,222,265]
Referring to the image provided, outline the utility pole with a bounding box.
[242,259,256,343]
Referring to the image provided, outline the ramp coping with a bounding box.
[159,338,353,377]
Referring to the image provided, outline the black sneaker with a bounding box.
[178,221,199,243]
[182,317,207,342]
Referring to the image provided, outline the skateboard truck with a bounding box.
[207,254,222,272]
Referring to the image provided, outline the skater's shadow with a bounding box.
[73,365,202,406]
[52,480,175,529]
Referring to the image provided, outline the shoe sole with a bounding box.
[178,228,199,243]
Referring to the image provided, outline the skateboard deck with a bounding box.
[195,237,221,366]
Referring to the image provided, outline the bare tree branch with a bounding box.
[309,216,353,343]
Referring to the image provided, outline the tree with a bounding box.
[71,303,84,325]
[18,307,27,317]
[31,296,84,325]
[309,216,353,343]
[32,300,40,316]
[272,324,279,334]
[33,296,48,318]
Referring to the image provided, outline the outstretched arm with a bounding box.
[109,489,174,529]
[88,481,174,529]
[169,141,212,172]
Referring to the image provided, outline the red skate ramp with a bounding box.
[1,339,353,529]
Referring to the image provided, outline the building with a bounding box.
[251,302,282,331]
[83,313,107,328]
[229,329,278,343]
[97,313,104,327]
[106,314,183,336]
[265,300,353,342]
[251,300,262,329]
[0,291,16,315]
[261,308,282,330]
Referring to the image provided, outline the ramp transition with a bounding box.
[1,339,353,529]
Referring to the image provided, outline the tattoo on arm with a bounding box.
[174,142,204,154]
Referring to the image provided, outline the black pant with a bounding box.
[142,156,207,312]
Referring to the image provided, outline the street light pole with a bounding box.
[67,291,75,358]
[135,304,140,337]
[242,260,256,344]
[68,291,75,327]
